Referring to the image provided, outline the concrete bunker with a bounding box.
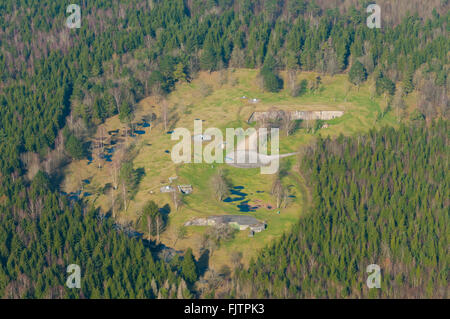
[184,215,267,233]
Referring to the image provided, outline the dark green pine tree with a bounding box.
[181,248,198,285]
[348,60,367,86]
[261,54,283,92]
[65,134,85,159]
[200,46,217,73]
[376,72,395,96]
[119,102,134,124]
[402,66,414,94]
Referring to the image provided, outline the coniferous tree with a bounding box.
[349,61,367,86]
[181,248,198,285]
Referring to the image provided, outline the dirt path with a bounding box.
[226,129,298,168]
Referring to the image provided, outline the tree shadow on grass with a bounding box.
[197,249,210,277]
[129,167,146,200]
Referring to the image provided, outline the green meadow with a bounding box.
[62,69,405,270]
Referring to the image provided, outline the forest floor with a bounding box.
[61,68,412,271]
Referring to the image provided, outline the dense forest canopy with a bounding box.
[234,120,449,298]
[0,0,448,181]
[0,0,448,298]
[0,173,197,298]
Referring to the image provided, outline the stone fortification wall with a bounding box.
[248,110,344,123]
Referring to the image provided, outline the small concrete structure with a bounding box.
[160,185,175,193]
[177,185,193,194]
[185,215,267,233]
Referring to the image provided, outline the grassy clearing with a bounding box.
[62,69,406,270]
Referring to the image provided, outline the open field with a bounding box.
[62,69,405,270]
